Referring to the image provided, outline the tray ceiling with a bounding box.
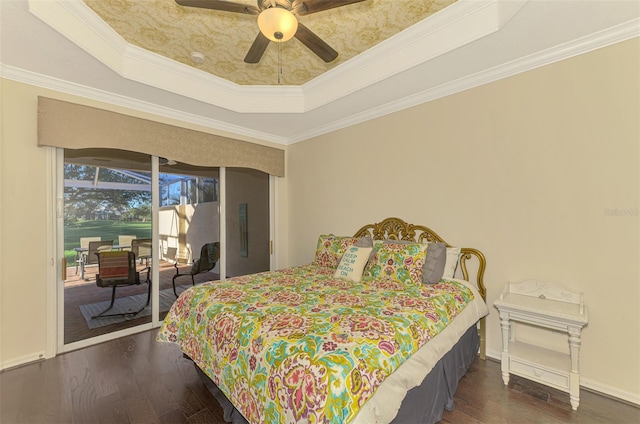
[84,0,457,86]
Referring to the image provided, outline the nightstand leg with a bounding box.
[569,372,580,410]
[499,311,511,385]
[568,329,582,410]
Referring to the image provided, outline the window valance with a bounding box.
[37,97,285,177]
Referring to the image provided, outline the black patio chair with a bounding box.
[172,242,219,297]
[92,251,151,319]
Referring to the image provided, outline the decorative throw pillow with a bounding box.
[355,235,376,261]
[443,246,461,279]
[378,240,461,280]
[379,239,433,283]
[423,242,446,284]
[312,234,360,268]
[354,235,373,248]
[363,242,427,286]
[334,245,373,282]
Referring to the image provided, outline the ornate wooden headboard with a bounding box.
[353,217,487,359]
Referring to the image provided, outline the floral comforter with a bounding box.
[157,264,474,424]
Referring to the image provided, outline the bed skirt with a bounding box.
[191,324,479,424]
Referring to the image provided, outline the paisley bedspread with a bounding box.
[157,264,474,424]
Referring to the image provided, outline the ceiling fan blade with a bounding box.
[175,0,260,15]
[292,0,367,16]
[244,32,270,63]
[294,22,338,63]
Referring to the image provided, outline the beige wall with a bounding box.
[286,39,639,401]
[0,80,50,366]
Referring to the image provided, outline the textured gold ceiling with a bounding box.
[84,0,457,86]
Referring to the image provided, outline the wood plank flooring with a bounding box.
[1,329,638,424]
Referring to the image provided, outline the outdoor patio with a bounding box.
[63,260,219,344]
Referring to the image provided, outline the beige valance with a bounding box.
[37,97,285,177]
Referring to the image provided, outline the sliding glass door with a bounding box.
[60,149,225,347]
[57,150,271,351]
[61,149,154,345]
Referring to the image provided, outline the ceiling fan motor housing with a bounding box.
[257,0,295,12]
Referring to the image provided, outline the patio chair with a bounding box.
[131,238,152,268]
[172,242,219,297]
[92,251,151,319]
[118,235,137,251]
[76,236,101,274]
[82,240,114,279]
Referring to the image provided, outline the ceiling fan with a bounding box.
[159,157,178,166]
[175,0,367,63]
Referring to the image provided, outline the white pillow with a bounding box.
[334,245,373,282]
[443,246,461,279]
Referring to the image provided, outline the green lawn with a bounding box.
[64,220,152,266]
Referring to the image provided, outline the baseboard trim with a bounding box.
[1,351,46,372]
[580,378,640,407]
[485,349,640,407]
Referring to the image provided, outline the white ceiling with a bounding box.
[1,0,638,145]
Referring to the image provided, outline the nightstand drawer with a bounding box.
[510,357,570,390]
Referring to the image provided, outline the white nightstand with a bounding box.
[493,280,588,410]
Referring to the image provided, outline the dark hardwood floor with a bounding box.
[1,329,638,424]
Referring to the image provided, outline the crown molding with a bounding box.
[3,19,637,145]
[285,20,640,144]
[0,63,289,145]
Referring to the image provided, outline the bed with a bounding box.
[157,217,488,424]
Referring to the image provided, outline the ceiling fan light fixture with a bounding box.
[257,7,298,42]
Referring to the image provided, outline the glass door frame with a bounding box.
[55,151,160,353]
